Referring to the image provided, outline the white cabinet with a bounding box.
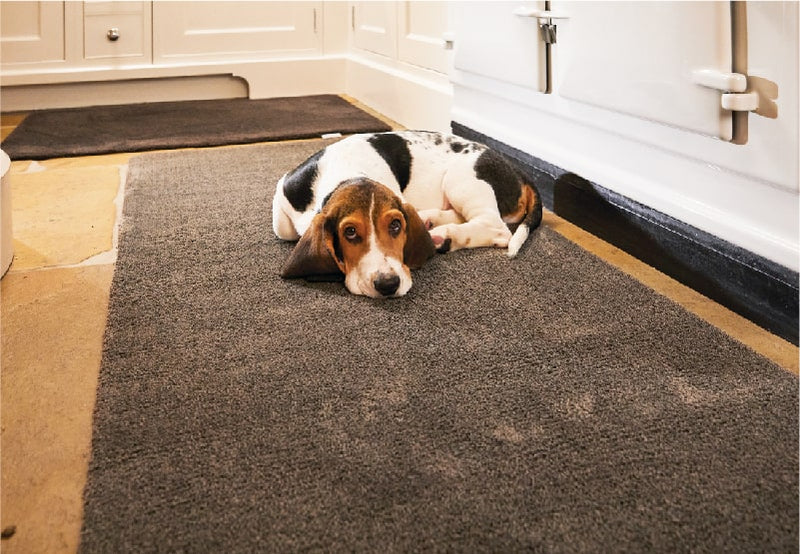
[0,1,67,66]
[1,1,324,70]
[397,1,449,74]
[1,1,151,69]
[0,1,350,104]
[451,0,799,270]
[347,1,452,131]
[352,1,397,58]
[557,2,734,140]
[153,1,321,63]
[351,1,450,74]
[452,1,547,92]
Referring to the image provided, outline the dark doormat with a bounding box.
[1,95,391,160]
[79,140,798,552]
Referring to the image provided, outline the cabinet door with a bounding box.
[351,1,396,58]
[452,1,547,92]
[153,1,321,63]
[397,1,449,74]
[558,1,733,140]
[0,1,65,66]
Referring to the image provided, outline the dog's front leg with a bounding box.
[428,219,512,253]
[417,208,464,231]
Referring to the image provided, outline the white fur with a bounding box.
[273,132,519,256]
[274,131,533,297]
[507,225,530,258]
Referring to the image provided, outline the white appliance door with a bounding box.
[452,1,548,92]
[558,1,733,140]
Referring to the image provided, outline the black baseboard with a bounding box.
[452,122,799,345]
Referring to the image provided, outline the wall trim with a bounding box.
[345,54,453,133]
[0,57,349,111]
[453,122,799,345]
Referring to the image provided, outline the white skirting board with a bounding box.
[344,55,453,133]
[0,57,349,111]
[450,87,799,273]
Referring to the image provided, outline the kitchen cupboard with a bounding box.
[450,1,798,272]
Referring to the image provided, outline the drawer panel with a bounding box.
[83,2,149,61]
[84,12,146,59]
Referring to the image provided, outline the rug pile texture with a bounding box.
[2,95,391,160]
[80,140,798,552]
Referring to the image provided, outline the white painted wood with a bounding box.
[451,1,546,92]
[0,75,248,111]
[346,0,452,130]
[557,1,733,140]
[397,1,449,74]
[453,89,798,271]
[83,2,151,61]
[351,1,396,58]
[450,0,799,270]
[153,1,321,62]
[346,55,451,131]
[0,1,66,65]
[0,56,348,110]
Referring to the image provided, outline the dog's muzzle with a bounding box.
[373,272,401,297]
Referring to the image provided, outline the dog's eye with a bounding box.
[388,218,402,237]
[343,225,358,240]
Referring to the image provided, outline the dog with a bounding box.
[272,131,542,298]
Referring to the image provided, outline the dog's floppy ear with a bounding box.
[402,203,436,269]
[281,213,344,279]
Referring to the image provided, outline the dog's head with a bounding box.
[280,178,435,298]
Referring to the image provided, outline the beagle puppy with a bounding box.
[272,131,542,298]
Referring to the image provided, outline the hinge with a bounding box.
[691,68,758,112]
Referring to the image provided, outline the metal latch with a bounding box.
[692,69,758,112]
[511,7,571,20]
[513,7,569,45]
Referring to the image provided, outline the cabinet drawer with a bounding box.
[84,13,146,59]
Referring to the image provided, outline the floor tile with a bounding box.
[8,166,120,271]
[1,264,114,554]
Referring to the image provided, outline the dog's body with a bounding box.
[273,131,542,297]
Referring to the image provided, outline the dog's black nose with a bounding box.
[374,273,401,297]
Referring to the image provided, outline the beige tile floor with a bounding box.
[1,105,797,553]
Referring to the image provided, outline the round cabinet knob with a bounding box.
[107,28,120,42]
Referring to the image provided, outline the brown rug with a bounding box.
[79,140,798,552]
[1,95,391,160]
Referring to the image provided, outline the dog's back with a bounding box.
[273,131,541,257]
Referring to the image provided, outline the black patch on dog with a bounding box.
[474,149,522,215]
[450,141,465,153]
[368,133,412,191]
[436,238,452,254]
[283,150,323,211]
